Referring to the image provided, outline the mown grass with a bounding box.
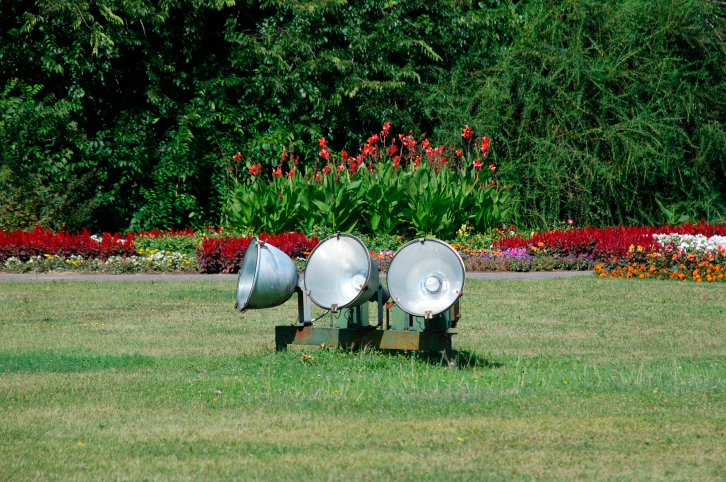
[1,277,725,480]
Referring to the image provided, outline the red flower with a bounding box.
[489,163,496,172]
[323,164,332,174]
[422,139,430,149]
[315,172,321,181]
[318,137,327,148]
[337,164,345,172]
[414,156,420,168]
[281,151,287,162]
[486,180,494,187]
[273,166,282,178]
[456,149,462,157]
[481,136,491,155]
[473,158,482,170]
[462,125,475,140]
[233,151,242,161]
[388,144,399,156]
[319,148,330,161]
[381,121,391,137]
[367,134,379,145]
[351,162,359,174]
[286,168,296,178]
[249,163,263,176]
[393,156,400,168]
[341,151,348,162]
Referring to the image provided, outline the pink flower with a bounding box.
[567,219,573,225]
[214,390,222,394]
[489,163,496,172]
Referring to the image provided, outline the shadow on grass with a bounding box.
[329,346,503,370]
[412,349,503,369]
[0,352,154,373]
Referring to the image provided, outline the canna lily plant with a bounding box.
[227,123,509,239]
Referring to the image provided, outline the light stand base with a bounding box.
[275,326,459,366]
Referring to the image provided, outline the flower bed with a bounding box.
[0,227,316,274]
[3,222,726,278]
[494,221,726,259]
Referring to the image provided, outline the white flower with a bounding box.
[654,233,726,253]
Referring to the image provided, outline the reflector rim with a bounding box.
[386,237,466,317]
[236,237,261,311]
[304,233,373,310]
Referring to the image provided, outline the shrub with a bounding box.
[228,124,509,239]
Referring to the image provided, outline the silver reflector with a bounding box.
[304,233,379,310]
[235,237,299,311]
[387,238,465,317]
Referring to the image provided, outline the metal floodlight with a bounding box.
[387,238,465,318]
[304,233,379,311]
[235,237,299,311]
[233,235,464,365]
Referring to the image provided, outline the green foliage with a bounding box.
[0,79,99,231]
[135,233,207,257]
[1,0,725,230]
[430,0,726,228]
[227,130,507,239]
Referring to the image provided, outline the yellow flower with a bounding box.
[563,381,568,384]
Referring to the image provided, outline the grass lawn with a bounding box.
[1,277,725,480]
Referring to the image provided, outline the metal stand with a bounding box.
[275,325,458,365]
[278,281,460,366]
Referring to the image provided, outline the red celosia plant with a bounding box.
[197,231,318,273]
[0,226,196,262]
[0,227,138,262]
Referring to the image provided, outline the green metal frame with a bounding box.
[275,286,461,365]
